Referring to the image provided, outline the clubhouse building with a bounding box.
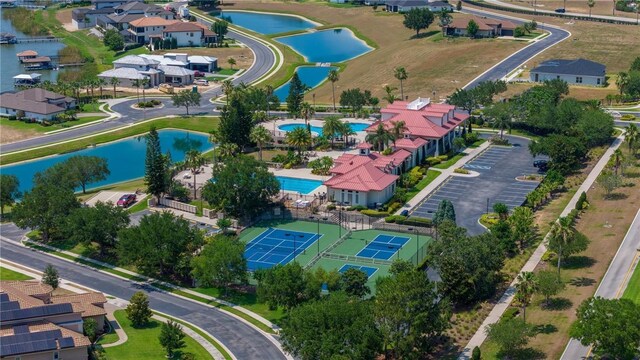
[324,98,469,207]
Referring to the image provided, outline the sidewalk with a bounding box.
[395,140,491,215]
[458,133,626,359]
[101,303,128,348]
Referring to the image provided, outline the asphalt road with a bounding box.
[560,208,640,360]
[461,7,571,89]
[0,223,287,360]
[0,15,276,154]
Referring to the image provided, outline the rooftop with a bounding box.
[114,54,160,66]
[0,89,73,115]
[98,67,148,80]
[531,58,606,77]
[129,16,177,27]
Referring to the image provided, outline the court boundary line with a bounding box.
[338,264,379,279]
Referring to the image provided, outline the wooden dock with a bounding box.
[15,37,62,43]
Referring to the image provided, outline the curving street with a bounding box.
[0,223,288,360]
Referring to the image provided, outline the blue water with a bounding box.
[217,10,316,35]
[2,130,212,194]
[276,176,322,194]
[278,122,370,136]
[276,28,373,63]
[274,66,337,102]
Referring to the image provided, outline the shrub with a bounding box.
[472,346,481,360]
[151,99,161,105]
[437,155,449,161]
[326,204,336,211]
[361,209,389,217]
[8,115,17,120]
[426,157,442,166]
[387,202,402,214]
[575,191,588,210]
[385,215,407,223]
[399,216,432,227]
[490,136,510,145]
[514,26,525,37]
[283,163,293,169]
[454,168,470,174]
[464,132,480,145]
[620,114,636,121]
[347,205,367,211]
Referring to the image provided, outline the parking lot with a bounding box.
[85,191,146,208]
[410,137,543,235]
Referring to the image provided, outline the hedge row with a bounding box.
[384,215,433,227]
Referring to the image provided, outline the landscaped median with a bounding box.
[0,116,219,165]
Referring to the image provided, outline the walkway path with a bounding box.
[458,132,626,359]
[560,207,640,359]
[101,303,128,348]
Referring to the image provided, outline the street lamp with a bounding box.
[309,216,328,255]
[408,227,420,266]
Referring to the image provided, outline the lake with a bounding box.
[1,129,212,194]
[0,9,65,93]
[276,28,373,63]
[274,66,337,102]
[217,10,316,35]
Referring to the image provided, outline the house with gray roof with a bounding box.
[529,58,606,86]
[0,88,76,121]
[98,54,201,87]
[385,0,453,13]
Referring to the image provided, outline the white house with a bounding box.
[0,88,76,121]
[98,54,197,87]
[91,0,129,10]
[162,22,216,47]
[529,59,606,86]
[127,17,178,44]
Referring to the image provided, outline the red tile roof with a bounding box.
[129,17,177,27]
[394,137,428,150]
[324,162,398,192]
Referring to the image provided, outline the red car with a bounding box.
[194,71,205,77]
[117,194,137,207]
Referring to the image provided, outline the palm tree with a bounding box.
[286,127,312,155]
[141,78,149,103]
[616,72,629,95]
[300,102,315,129]
[323,115,343,149]
[208,129,221,167]
[485,103,511,139]
[338,122,356,149]
[222,79,234,105]
[250,125,272,161]
[227,57,236,70]
[612,148,624,175]
[97,78,106,99]
[217,143,238,160]
[587,0,595,17]
[549,216,575,277]
[626,123,639,154]
[394,67,408,101]
[515,271,537,322]
[132,79,141,102]
[265,85,274,119]
[328,69,340,111]
[390,120,408,147]
[365,123,394,151]
[184,149,205,199]
[110,77,120,99]
[382,85,398,104]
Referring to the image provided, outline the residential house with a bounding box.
[127,16,178,44]
[162,22,216,47]
[385,0,453,13]
[98,54,197,87]
[0,281,108,360]
[140,53,218,72]
[529,58,606,86]
[0,88,76,121]
[443,16,516,37]
[91,0,130,10]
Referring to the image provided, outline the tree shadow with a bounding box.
[569,277,596,287]
[497,347,546,360]
[533,323,558,335]
[542,297,573,311]
[410,30,440,39]
[562,256,596,270]
[605,193,629,200]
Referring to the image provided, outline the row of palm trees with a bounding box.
[35,76,128,103]
[326,66,408,111]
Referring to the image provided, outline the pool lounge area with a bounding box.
[278,122,371,136]
[276,176,323,195]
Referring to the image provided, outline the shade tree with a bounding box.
[0,174,20,217]
[191,235,247,295]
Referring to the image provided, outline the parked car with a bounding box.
[194,71,205,77]
[194,79,209,86]
[117,194,137,207]
[554,8,566,13]
[400,210,409,216]
[533,160,548,171]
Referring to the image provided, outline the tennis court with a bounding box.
[355,234,410,260]
[339,264,378,278]
[245,228,322,271]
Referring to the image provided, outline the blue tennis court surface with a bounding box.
[356,234,410,260]
[245,228,321,271]
[339,264,378,278]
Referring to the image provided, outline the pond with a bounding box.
[276,28,373,63]
[1,130,212,194]
[217,10,317,35]
[274,66,337,102]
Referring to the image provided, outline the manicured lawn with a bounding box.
[622,263,640,305]
[102,310,213,360]
[217,68,239,76]
[127,195,150,214]
[433,152,466,169]
[0,116,106,135]
[192,286,286,325]
[516,31,543,40]
[0,266,33,281]
[406,170,441,201]
[0,116,219,165]
[80,103,104,112]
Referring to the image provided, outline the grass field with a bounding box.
[406,169,441,201]
[622,261,640,305]
[0,266,34,281]
[0,116,219,165]
[215,1,525,103]
[101,310,213,360]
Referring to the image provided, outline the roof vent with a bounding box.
[406,97,430,110]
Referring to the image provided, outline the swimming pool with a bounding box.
[217,10,316,35]
[276,176,323,194]
[274,66,337,102]
[278,122,370,136]
[1,130,212,194]
[276,28,373,63]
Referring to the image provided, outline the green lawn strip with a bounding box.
[96,328,120,346]
[0,266,34,280]
[0,116,106,134]
[0,116,219,165]
[128,195,150,213]
[80,103,104,112]
[158,313,233,360]
[192,287,286,324]
[101,310,213,360]
[622,262,640,305]
[406,170,442,201]
[217,68,239,76]
[433,153,466,169]
[469,139,487,148]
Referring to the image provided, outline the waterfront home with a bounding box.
[0,281,108,360]
[140,53,218,72]
[16,50,38,63]
[443,16,516,37]
[162,21,217,47]
[74,1,173,30]
[385,0,453,13]
[98,54,198,87]
[12,73,42,87]
[127,16,178,44]
[0,88,76,121]
[529,58,606,86]
[91,0,130,10]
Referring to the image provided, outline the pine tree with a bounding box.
[126,292,153,327]
[144,127,167,199]
[42,264,59,289]
[159,320,186,358]
[286,73,307,118]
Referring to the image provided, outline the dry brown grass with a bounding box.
[157,47,254,70]
[508,0,639,19]
[54,7,75,24]
[223,1,525,103]
[502,82,620,102]
[0,126,39,144]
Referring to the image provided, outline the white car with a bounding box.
[194,79,209,86]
